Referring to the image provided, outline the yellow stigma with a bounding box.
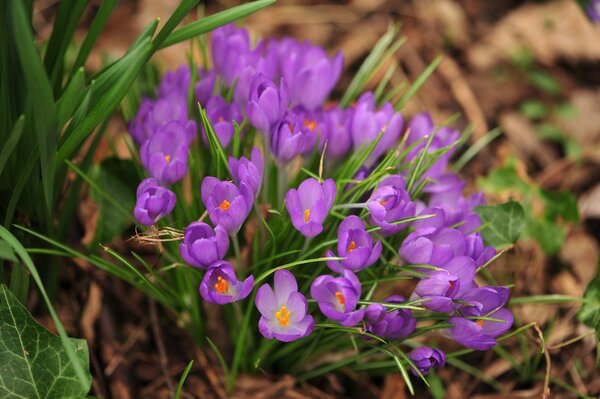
[381,124,388,132]
[219,200,231,211]
[214,276,228,294]
[335,291,345,305]
[303,119,317,132]
[165,155,171,163]
[476,319,485,327]
[276,305,291,326]
[304,209,310,223]
[347,241,356,253]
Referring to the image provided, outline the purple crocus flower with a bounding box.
[411,256,476,312]
[326,216,382,274]
[449,286,513,350]
[201,177,254,235]
[270,111,317,163]
[280,40,343,110]
[133,178,176,226]
[363,295,416,339]
[408,347,446,376]
[211,24,252,86]
[246,74,289,134]
[199,260,254,304]
[255,269,314,342]
[179,222,229,269]
[399,227,466,267]
[351,92,403,165]
[129,97,189,146]
[195,70,217,107]
[140,121,194,185]
[157,65,191,98]
[367,175,416,236]
[587,0,600,23]
[310,270,365,327]
[285,178,336,237]
[321,105,353,158]
[464,232,496,268]
[228,147,264,197]
[293,106,325,155]
[201,95,243,148]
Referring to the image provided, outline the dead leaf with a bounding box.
[499,112,559,167]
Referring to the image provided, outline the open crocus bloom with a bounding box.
[367,175,415,236]
[326,215,382,274]
[285,178,336,237]
[363,295,416,339]
[201,177,254,235]
[199,261,254,304]
[310,270,364,327]
[255,269,314,342]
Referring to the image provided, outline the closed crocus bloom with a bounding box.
[201,177,254,235]
[351,92,403,165]
[326,216,382,274]
[140,121,194,185]
[285,178,336,238]
[201,95,242,148]
[133,178,176,226]
[199,261,254,304]
[255,269,314,342]
[211,24,252,86]
[281,41,343,110]
[367,175,415,236]
[270,111,317,163]
[408,347,446,376]
[463,232,496,268]
[195,70,217,107]
[321,106,353,158]
[129,97,189,146]
[179,222,229,269]
[246,74,289,134]
[399,227,467,267]
[363,295,416,339]
[157,65,191,98]
[310,270,365,327]
[449,286,513,350]
[228,147,263,197]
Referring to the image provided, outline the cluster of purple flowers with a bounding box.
[128,23,514,377]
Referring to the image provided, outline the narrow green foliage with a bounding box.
[0,115,24,178]
[578,257,600,353]
[395,55,443,111]
[174,361,194,399]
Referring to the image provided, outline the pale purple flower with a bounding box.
[587,0,600,23]
[195,70,217,107]
[285,178,336,237]
[367,175,416,236]
[129,97,189,145]
[256,269,314,342]
[211,24,252,86]
[246,74,289,134]
[399,227,467,267]
[310,270,365,327]
[228,147,264,197]
[157,65,191,98]
[363,295,416,339]
[326,216,382,274]
[199,260,254,304]
[179,222,229,269]
[408,347,446,376]
[201,177,253,234]
[201,95,243,148]
[321,105,353,158]
[270,111,317,163]
[133,178,176,226]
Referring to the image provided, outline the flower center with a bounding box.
[287,123,295,133]
[347,241,356,253]
[303,119,317,132]
[275,305,291,326]
[429,356,436,365]
[381,124,388,132]
[214,276,228,294]
[165,155,171,163]
[335,291,345,305]
[379,199,388,207]
[476,319,485,327]
[218,116,224,123]
[219,200,231,211]
[304,209,310,223]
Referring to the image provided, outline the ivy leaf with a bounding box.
[0,284,91,398]
[475,201,526,248]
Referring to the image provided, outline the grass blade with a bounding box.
[0,115,24,178]
[153,0,200,48]
[395,55,443,111]
[174,360,194,399]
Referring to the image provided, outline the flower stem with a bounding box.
[232,233,242,269]
[332,203,367,210]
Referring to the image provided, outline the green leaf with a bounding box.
[526,218,566,255]
[395,55,443,111]
[475,201,526,248]
[0,284,90,398]
[160,0,275,48]
[56,67,85,128]
[528,70,560,95]
[539,189,579,223]
[578,257,600,344]
[0,239,18,262]
[0,115,24,179]
[152,0,200,49]
[519,100,549,119]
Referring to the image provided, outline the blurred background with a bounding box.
[31,1,600,398]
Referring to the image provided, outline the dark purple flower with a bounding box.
[199,260,254,304]
[129,97,189,146]
[157,65,191,98]
[140,121,195,185]
[179,222,229,269]
[285,178,336,237]
[201,95,243,148]
[364,295,416,339]
[195,70,217,107]
[201,177,254,234]
[280,41,343,110]
[310,270,365,327]
[399,227,466,267]
[228,147,264,197]
[408,347,446,376]
[326,216,382,274]
[133,178,176,226]
[246,74,289,134]
[367,175,416,236]
[321,105,353,158]
[270,111,317,163]
[256,269,314,342]
[351,92,403,165]
[449,286,513,350]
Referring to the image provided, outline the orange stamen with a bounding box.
[165,155,171,163]
[304,209,310,223]
[335,291,345,305]
[287,123,294,132]
[379,199,388,207]
[214,276,228,294]
[347,241,356,253]
[476,319,485,327]
[276,305,291,326]
[218,116,224,123]
[303,119,317,132]
[219,200,231,211]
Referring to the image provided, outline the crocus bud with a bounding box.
[408,347,446,376]
[179,222,229,269]
[270,111,317,163]
[201,95,242,148]
[246,74,289,134]
[367,175,415,236]
[228,147,264,197]
[133,178,176,226]
[363,295,416,339]
[399,227,466,267]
